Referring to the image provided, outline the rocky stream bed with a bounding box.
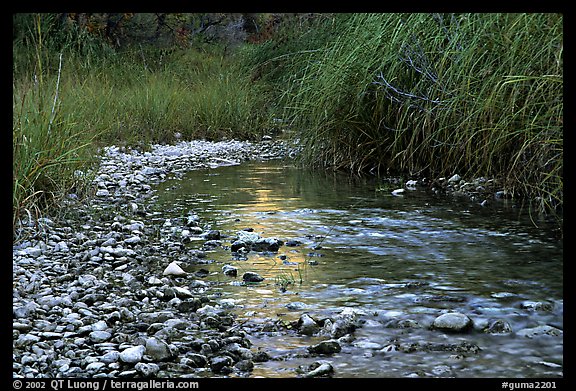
[13,139,563,378]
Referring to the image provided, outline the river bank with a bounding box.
[13,138,563,378]
[13,139,301,377]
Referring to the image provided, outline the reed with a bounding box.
[13,14,272,236]
[266,13,562,218]
[13,55,97,237]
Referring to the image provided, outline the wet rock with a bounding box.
[516,325,563,338]
[231,240,248,253]
[236,231,260,244]
[399,341,481,354]
[286,301,310,311]
[308,340,341,355]
[485,320,512,334]
[183,353,208,368]
[222,265,238,277]
[304,361,334,378]
[234,359,254,372]
[252,237,283,252]
[194,268,210,278]
[171,286,193,299]
[353,340,383,350]
[135,362,160,377]
[242,272,264,283]
[148,276,163,285]
[210,356,234,374]
[432,364,452,376]
[384,319,420,329]
[391,188,405,196]
[298,313,320,336]
[432,312,473,333]
[330,308,360,338]
[203,230,221,240]
[119,345,146,364]
[252,351,271,362]
[285,240,302,247]
[177,298,203,313]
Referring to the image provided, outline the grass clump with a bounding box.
[13,14,100,238]
[13,14,275,238]
[254,13,562,219]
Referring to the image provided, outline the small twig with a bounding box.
[48,52,63,134]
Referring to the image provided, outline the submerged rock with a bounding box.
[516,325,563,338]
[485,319,513,334]
[304,361,334,378]
[242,272,264,283]
[308,340,341,355]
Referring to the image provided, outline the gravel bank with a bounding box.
[13,139,299,378]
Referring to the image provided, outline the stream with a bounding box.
[151,159,563,378]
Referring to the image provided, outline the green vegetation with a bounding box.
[13,13,563,234]
[253,13,562,220]
[13,13,272,232]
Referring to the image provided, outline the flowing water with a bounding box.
[152,160,563,378]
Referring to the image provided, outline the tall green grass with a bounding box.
[13,13,273,238]
[13,14,100,237]
[56,49,270,145]
[258,13,562,218]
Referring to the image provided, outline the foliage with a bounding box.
[12,13,273,237]
[13,15,98,237]
[249,13,562,220]
[13,12,563,234]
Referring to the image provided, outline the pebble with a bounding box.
[119,345,146,364]
[163,262,187,277]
